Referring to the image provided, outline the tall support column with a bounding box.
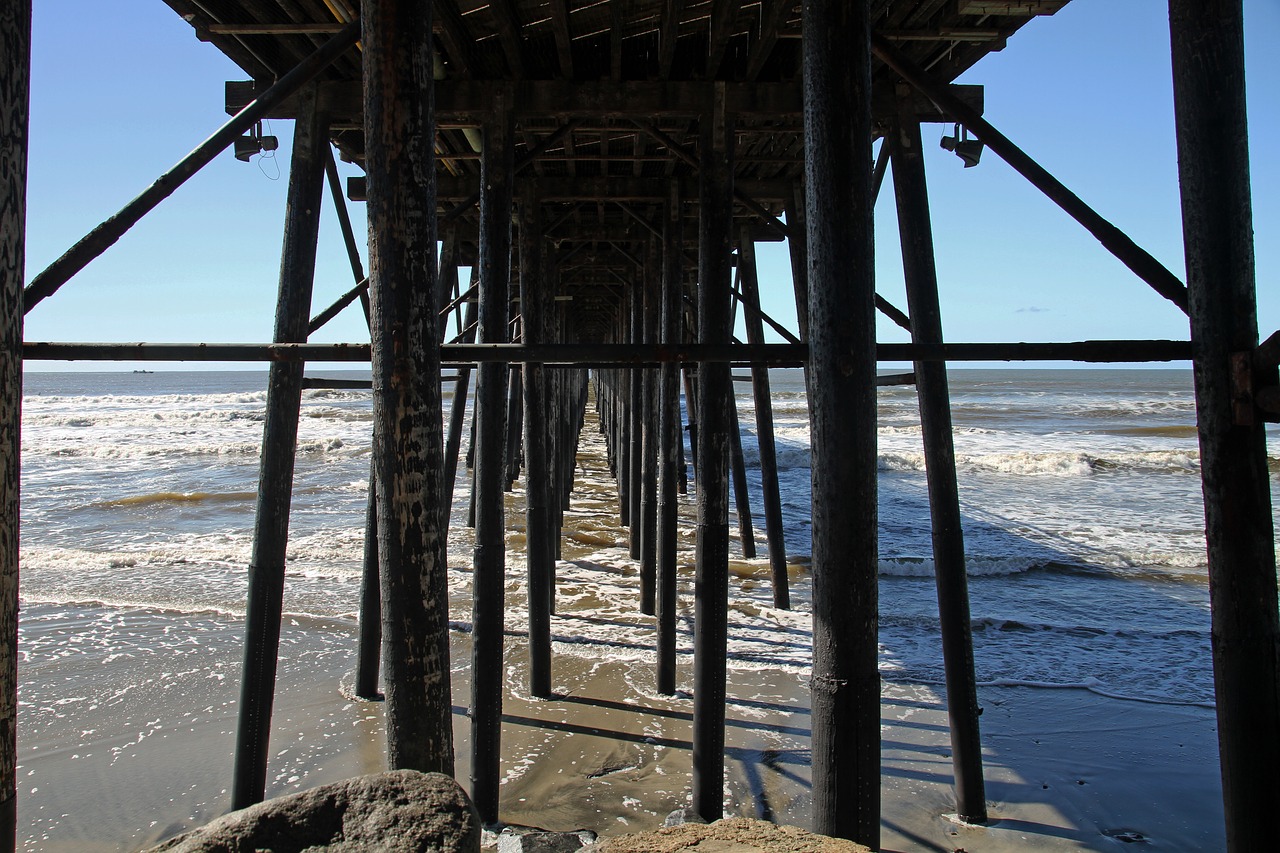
[361,0,454,777]
[1169,3,1280,850]
[629,286,644,562]
[657,184,683,696]
[727,394,756,557]
[444,270,480,512]
[891,114,986,824]
[0,5,30,847]
[520,183,553,699]
[802,0,879,846]
[233,84,329,809]
[353,489,383,699]
[640,238,661,616]
[471,94,516,825]
[692,85,734,823]
[738,231,790,610]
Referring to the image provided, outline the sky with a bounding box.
[20,0,1280,371]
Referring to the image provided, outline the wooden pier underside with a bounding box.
[3,1,1277,852]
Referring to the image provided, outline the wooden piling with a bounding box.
[629,287,644,562]
[691,86,734,823]
[737,231,790,610]
[471,95,516,825]
[657,185,682,696]
[0,5,30,846]
[445,284,479,513]
[891,114,986,824]
[1169,2,1280,849]
[361,0,454,778]
[233,84,329,809]
[353,481,383,699]
[727,394,756,558]
[520,183,554,699]
[803,0,879,845]
[640,238,661,616]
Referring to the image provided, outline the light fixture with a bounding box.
[940,123,983,168]
[234,121,278,162]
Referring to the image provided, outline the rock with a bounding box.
[143,770,481,852]
[588,817,872,853]
[497,825,597,852]
[662,809,709,828]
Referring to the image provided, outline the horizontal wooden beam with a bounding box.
[227,79,983,126]
[957,1,1067,14]
[434,176,793,203]
[24,339,1193,365]
[201,23,348,37]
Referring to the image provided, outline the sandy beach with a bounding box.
[15,369,1232,850]
[17,589,1225,852]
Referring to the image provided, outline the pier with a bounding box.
[2,1,1276,850]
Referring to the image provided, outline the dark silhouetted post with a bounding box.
[692,85,733,822]
[891,112,986,824]
[362,0,455,778]
[640,238,660,615]
[803,0,879,846]
[520,182,553,698]
[471,94,515,825]
[657,184,682,695]
[738,230,790,609]
[1170,2,1280,850]
[234,84,329,809]
[0,5,30,847]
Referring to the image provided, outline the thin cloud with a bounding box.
[1016,306,1051,314]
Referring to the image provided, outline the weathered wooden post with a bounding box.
[1169,2,1280,849]
[361,0,454,777]
[657,184,683,696]
[727,393,756,558]
[471,94,516,824]
[629,284,644,562]
[353,489,383,699]
[737,230,790,609]
[640,238,661,616]
[233,83,329,809]
[0,5,30,847]
[444,270,480,513]
[520,182,553,699]
[692,85,734,822]
[803,0,879,846]
[891,111,986,824]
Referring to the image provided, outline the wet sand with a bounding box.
[18,592,1224,852]
[16,404,1226,851]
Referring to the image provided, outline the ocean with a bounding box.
[15,367,1262,849]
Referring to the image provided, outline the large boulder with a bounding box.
[144,770,481,852]
[588,817,872,853]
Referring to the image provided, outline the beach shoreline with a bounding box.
[17,596,1224,852]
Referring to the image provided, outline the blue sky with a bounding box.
[22,0,1279,370]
